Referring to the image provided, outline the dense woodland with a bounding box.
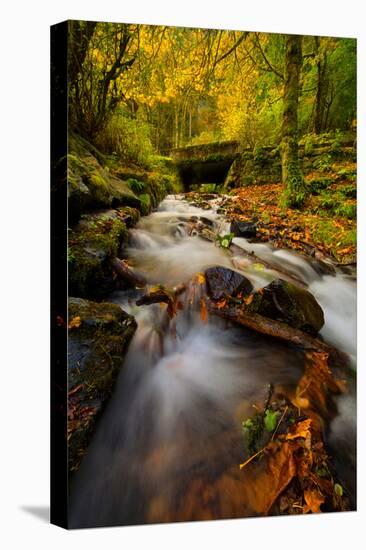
[68,22,355,204]
[69,23,356,148]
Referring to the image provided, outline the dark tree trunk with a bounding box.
[281,35,306,208]
[68,21,96,89]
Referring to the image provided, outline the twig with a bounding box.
[239,447,265,470]
[271,406,288,441]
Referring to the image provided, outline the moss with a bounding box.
[247,279,324,335]
[68,134,140,222]
[68,212,129,298]
[138,193,151,215]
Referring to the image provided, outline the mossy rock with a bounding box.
[67,136,141,223]
[247,279,324,335]
[68,297,137,477]
[68,210,131,299]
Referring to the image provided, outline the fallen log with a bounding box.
[136,283,186,307]
[136,289,172,306]
[110,257,146,288]
[206,298,348,366]
[136,283,187,319]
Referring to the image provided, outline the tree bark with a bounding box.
[313,37,328,134]
[68,21,96,89]
[281,35,306,207]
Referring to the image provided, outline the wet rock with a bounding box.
[205,266,253,301]
[309,258,336,277]
[247,279,324,335]
[230,220,257,239]
[68,210,130,299]
[200,216,215,227]
[68,297,137,476]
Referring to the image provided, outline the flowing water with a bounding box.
[69,194,356,528]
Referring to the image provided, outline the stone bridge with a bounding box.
[171,137,356,191]
[171,140,241,189]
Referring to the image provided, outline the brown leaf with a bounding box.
[241,440,298,515]
[286,419,312,441]
[303,489,324,514]
[200,298,208,324]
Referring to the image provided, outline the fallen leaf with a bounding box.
[68,316,81,329]
[264,409,280,432]
[286,419,312,440]
[200,298,208,324]
[196,273,205,285]
[334,483,343,497]
[241,440,298,515]
[303,489,324,513]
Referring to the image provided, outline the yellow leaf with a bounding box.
[68,316,81,329]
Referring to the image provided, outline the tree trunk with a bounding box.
[281,35,306,208]
[313,37,328,134]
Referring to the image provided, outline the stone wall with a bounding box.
[225,141,356,189]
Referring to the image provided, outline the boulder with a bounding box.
[205,266,253,301]
[247,279,324,335]
[67,134,142,224]
[230,219,257,239]
[68,297,137,476]
[68,209,132,299]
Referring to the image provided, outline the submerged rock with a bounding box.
[230,220,257,239]
[68,297,137,477]
[309,258,336,277]
[247,279,324,335]
[205,266,253,301]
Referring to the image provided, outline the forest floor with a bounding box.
[222,162,356,266]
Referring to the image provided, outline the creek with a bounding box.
[69,194,356,528]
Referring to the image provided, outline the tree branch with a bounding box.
[254,33,284,80]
